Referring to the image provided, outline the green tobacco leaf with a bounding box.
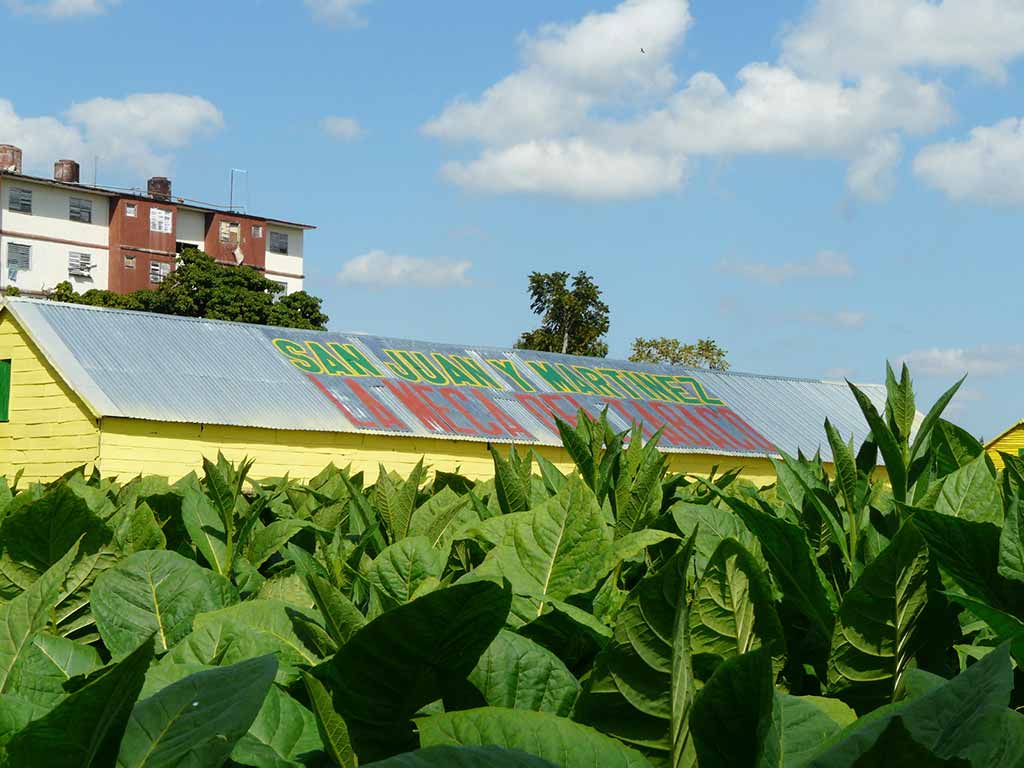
[909,507,1011,609]
[532,451,567,496]
[689,538,785,669]
[933,454,1001,524]
[364,745,559,767]
[417,707,653,768]
[111,501,166,554]
[908,376,964,466]
[468,630,579,716]
[778,449,852,568]
[165,600,318,685]
[409,488,476,550]
[669,501,764,578]
[490,446,532,516]
[313,581,511,762]
[807,643,1021,767]
[825,420,862,527]
[575,537,696,763]
[611,442,666,537]
[848,381,907,502]
[5,632,102,710]
[374,460,427,541]
[181,482,227,574]
[944,594,1024,666]
[0,542,80,694]
[767,694,856,765]
[998,493,1024,584]
[829,522,930,702]
[248,520,310,569]
[483,478,613,615]
[885,363,916,444]
[555,416,598,493]
[0,484,109,597]
[305,573,366,647]
[303,672,356,768]
[230,685,322,768]
[849,716,970,766]
[932,420,985,478]
[367,536,446,608]
[715,493,836,644]
[688,649,776,768]
[2,636,153,768]
[92,550,238,657]
[117,654,277,768]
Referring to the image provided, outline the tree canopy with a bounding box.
[514,270,609,358]
[629,336,730,370]
[47,248,328,330]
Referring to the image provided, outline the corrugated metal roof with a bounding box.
[1,297,894,461]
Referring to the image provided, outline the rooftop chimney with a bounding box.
[54,159,80,184]
[0,144,23,174]
[148,176,171,201]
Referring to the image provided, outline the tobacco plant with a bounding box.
[0,363,1021,767]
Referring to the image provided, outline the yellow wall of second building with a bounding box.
[96,417,781,487]
[0,313,100,482]
[988,424,1024,470]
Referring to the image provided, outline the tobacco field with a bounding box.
[1,365,1024,767]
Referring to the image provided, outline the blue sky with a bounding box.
[3,0,1023,440]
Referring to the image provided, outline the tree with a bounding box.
[47,248,328,330]
[515,271,609,358]
[629,337,730,370]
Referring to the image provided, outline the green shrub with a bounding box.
[0,364,1021,767]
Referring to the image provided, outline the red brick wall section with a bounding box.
[107,197,178,294]
[203,212,267,271]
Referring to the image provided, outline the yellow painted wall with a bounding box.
[96,416,780,486]
[0,313,100,482]
[988,422,1024,470]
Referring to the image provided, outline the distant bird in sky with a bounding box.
[641,48,645,53]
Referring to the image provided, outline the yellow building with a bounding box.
[986,420,1024,470]
[0,297,888,485]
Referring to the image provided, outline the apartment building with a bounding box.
[0,144,312,296]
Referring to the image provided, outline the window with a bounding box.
[8,187,31,214]
[126,203,137,217]
[0,359,10,423]
[68,252,93,278]
[69,197,92,223]
[6,243,30,280]
[175,241,193,255]
[270,279,288,294]
[124,254,136,270]
[150,207,172,233]
[149,260,170,284]
[269,231,289,254]
[251,225,263,238]
[219,220,240,244]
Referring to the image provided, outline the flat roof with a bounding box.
[0,170,315,230]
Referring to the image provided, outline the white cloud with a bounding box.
[846,134,903,200]
[442,139,684,200]
[717,250,853,285]
[423,0,966,201]
[320,116,362,141]
[337,251,473,288]
[914,117,1024,205]
[424,0,690,146]
[0,94,223,177]
[802,310,867,329]
[305,0,370,26]
[782,0,1024,81]
[5,0,118,18]
[899,345,1024,377]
